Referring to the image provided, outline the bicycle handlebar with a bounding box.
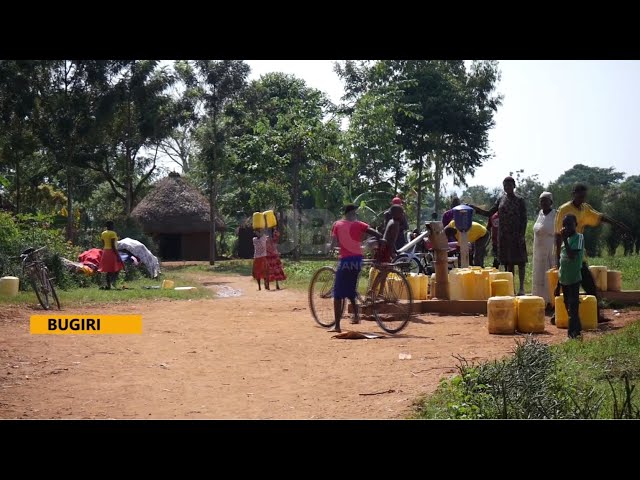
[20,246,47,260]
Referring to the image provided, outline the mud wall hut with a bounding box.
[131,172,225,261]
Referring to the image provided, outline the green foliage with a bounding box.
[553,164,624,188]
[414,334,640,419]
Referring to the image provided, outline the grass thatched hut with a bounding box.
[131,172,225,261]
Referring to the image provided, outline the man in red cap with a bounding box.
[384,195,409,250]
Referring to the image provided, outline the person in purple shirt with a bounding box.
[442,197,461,241]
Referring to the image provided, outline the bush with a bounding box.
[432,337,604,419]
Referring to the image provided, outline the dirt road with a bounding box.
[0,274,636,419]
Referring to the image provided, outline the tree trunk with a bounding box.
[416,157,423,229]
[209,176,217,265]
[434,156,442,216]
[15,158,20,215]
[394,157,400,194]
[292,149,301,261]
[65,163,74,242]
[125,146,133,216]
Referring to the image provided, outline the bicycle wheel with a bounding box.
[30,270,50,310]
[308,266,343,328]
[373,269,413,334]
[45,269,61,310]
[394,254,423,275]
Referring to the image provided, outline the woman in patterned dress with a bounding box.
[469,176,528,295]
[266,227,286,290]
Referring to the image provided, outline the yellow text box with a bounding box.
[30,315,142,335]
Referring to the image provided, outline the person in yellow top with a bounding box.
[98,220,124,290]
[445,220,490,267]
[552,183,629,324]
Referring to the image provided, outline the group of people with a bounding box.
[443,177,629,338]
[252,227,287,291]
[327,177,629,339]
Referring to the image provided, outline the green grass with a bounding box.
[197,258,331,291]
[3,252,640,309]
[199,252,640,295]
[413,320,640,419]
[0,270,213,308]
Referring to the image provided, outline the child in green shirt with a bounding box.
[554,214,584,339]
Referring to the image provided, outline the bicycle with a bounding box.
[308,240,414,334]
[20,247,61,310]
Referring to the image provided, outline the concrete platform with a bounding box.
[600,290,640,303]
[347,291,640,318]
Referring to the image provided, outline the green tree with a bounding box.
[553,164,624,188]
[602,175,640,255]
[547,165,624,256]
[193,60,250,265]
[159,60,207,174]
[461,185,495,210]
[345,88,403,191]
[36,60,120,240]
[84,60,176,216]
[0,61,47,215]
[230,73,339,260]
[336,60,502,227]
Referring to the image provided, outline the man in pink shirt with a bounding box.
[329,204,382,332]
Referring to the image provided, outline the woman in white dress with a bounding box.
[532,191,557,308]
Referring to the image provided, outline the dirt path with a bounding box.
[0,275,637,419]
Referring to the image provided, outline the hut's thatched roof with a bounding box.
[131,172,225,234]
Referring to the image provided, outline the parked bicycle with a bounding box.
[308,239,414,334]
[20,247,61,310]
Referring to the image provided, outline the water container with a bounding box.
[491,279,511,297]
[579,295,598,330]
[386,274,410,300]
[607,270,622,292]
[516,296,545,333]
[460,270,475,300]
[162,279,175,289]
[428,273,437,299]
[546,268,559,304]
[0,276,19,297]
[555,295,598,331]
[407,274,421,300]
[369,267,379,291]
[490,271,514,295]
[452,204,474,232]
[480,270,492,300]
[588,266,607,291]
[487,296,517,334]
[263,210,277,228]
[252,212,266,230]
[419,274,428,300]
[448,270,463,300]
[470,271,485,300]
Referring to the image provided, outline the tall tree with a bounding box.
[231,73,339,260]
[336,60,502,225]
[85,60,176,216]
[37,60,119,239]
[0,61,45,215]
[461,185,495,209]
[553,164,624,188]
[159,61,207,174]
[193,60,250,265]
